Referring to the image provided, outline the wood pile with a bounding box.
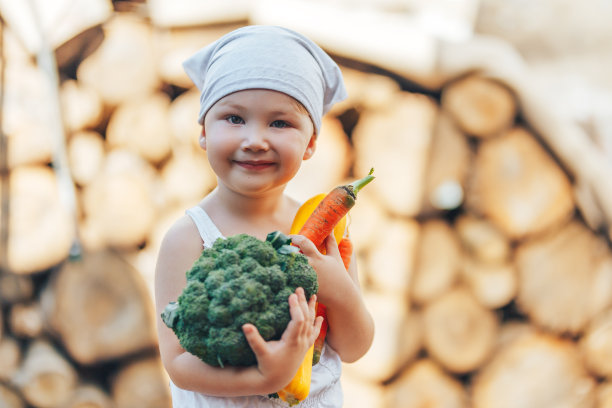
[1,1,612,407]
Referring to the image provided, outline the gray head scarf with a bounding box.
[182,25,347,134]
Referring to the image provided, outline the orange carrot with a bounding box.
[298,169,374,252]
[338,237,353,270]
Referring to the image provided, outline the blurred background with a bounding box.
[0,0,611,407]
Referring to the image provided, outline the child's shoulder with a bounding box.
[159,213,203,255]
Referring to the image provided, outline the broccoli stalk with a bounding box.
[161,232,318,368]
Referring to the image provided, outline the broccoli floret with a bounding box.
[161,233,318,368]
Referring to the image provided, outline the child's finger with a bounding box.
[242,323,267,358]
[289,234,318,257]
[324,234,340,257]
[311,316,324,343]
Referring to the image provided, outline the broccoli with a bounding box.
[161,231,318,367]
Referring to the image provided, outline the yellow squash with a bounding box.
[277,194,346,405]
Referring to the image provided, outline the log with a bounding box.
[337,67,401,113]
[342,188,387,251]
[59,79,104,133]
[167,87,203,151]
[365,217,419,295]
[153,24,243,88]
[76,13,160,106]
[460,257,517,309]
[516,221,612,335]
[441,74,517,138]
[597,382,612,408]
[423,286,498,374]
[580,308,612,378]
[410,219,461,305]
[421,112,472,214]
[41,249,158,364]
[148,0,250,27]
[472,332,596,408]
[465,126,575,240]
[80,150,157,249]
[11,340,77,408]
[285,117,353,202]
[66,384,114,408]
[386,359,469,408]
[111,357,172,408]
[0,384,24,408]
[0,273,34,304]
[4,166,74,274]
[67,130,106,187]
[352,92,437,217]
[344,291,423,383]
[340,375,386,408]
[455,214,511,264]
[8,302,44,338]
[0,336,21,382]
[4,62,54,167]
[105,92,173,165]
[159,146,217,207]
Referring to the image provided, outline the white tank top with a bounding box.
[168,206,343,408]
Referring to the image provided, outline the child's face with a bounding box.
[201,89,316,197]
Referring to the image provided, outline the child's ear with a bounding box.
[199,128,207,150]
[303,134,317,160]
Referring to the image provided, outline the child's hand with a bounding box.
[241,287,322,394]
[290,234,351,306]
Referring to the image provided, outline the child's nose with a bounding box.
[241,127,269,151]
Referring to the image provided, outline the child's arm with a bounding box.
[155,218,322,396]
[290,234,375,363]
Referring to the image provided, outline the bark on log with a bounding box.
[76,14,160,106]
[441,74,517,138]
[365,217,419,295]
[352,92,436,217]
[0,273,34,304]
[105,93,173,164]
[41,250,158,365]
[422,112,472,214]
[11,340,77,408]
[8,302,44,338]
[0,336,21,382]
[285,117,353,202]
[466,127,575,240]
[67,130,106,187]
[4,166,74,274]
[455,214,511,264]
[472,332,596,408]
[580,308,612,378]
[386,359,469,408]
[423,287,498,374]
[344,291,422,383]
[0,383,24,408]
[410,219,461,305]
[516,221,612,335]
[66,384,114,408]
[111,357,172,408]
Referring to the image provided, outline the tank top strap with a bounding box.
[186,206,225,249]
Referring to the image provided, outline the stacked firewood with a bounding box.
[1,3,612,408]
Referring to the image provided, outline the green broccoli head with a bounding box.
[161,232,318,367]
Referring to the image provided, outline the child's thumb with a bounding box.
[243,324,267,357]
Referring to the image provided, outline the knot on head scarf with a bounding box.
[182,25,347,134]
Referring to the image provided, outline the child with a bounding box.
[155,25,374,407]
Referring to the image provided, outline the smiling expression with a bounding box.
[201,89,316,197]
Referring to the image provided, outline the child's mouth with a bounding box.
[234,160,275,171]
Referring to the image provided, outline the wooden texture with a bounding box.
[466,127,575,240]
[42,250,158,364]
[12,340,78,408]
[111,357,172,408]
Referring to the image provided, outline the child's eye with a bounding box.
[226,115,244,125]
[270,120,289,128]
